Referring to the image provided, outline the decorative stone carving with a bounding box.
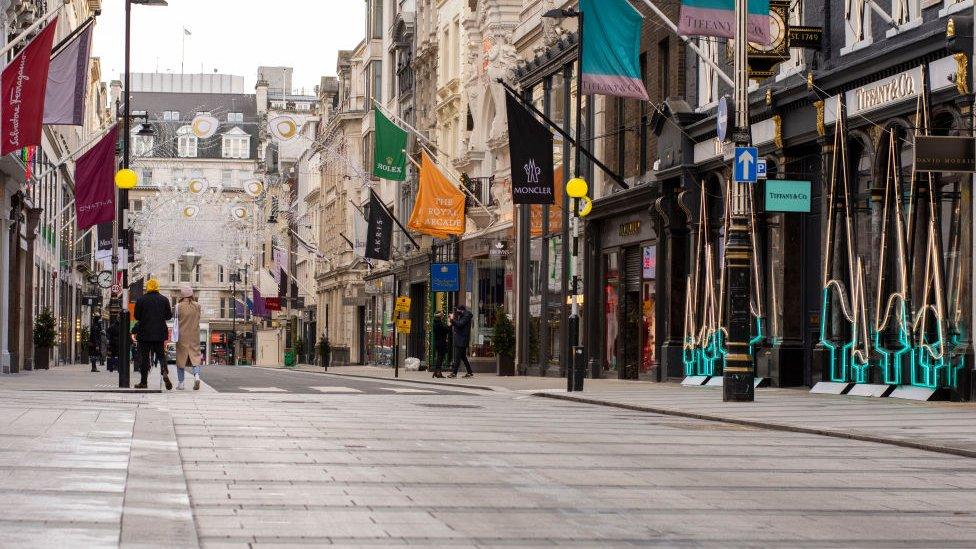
[541,0,567,46]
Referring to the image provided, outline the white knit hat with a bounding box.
[180,285,194,298]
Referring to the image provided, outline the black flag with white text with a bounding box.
[506,93,555,205]
[365,192,394,261]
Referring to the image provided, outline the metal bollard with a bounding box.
[573,346,585,391]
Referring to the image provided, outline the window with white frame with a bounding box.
[177,126,198,158]
[270,100,286,110]
[892,0,920,28]
[221,170,232,186]
[172,168,184,183]
[163,111,181,121]
[697,38,719,108]
[221,127,250,159]
[295,102,311,111]
[227,112,244,122]
[843,0,871,51]
[141,168,153,186]
[131,126,154,157]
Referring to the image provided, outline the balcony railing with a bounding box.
[462,175,496,208]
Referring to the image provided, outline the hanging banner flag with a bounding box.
[373,109,408,181]
[43,24,92,126]
[365,192,393,261]
[74,125,118,231]
[407,152,466,238]
[2,18,59,155]
[579,0,649,100]
[505,93,555,205]
[678,0,771,45]
[350,202,368,258]
[252,285,268,318]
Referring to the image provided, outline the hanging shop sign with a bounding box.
[265,297,282,311]
[914,136,976,173]
[395,296,412,313]
[430,263,460,293]
[764,180,811,213]
[744,0,791,79]
[845,66,923,118]
[787,26,824,49]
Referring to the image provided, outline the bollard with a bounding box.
[573,346,585,391]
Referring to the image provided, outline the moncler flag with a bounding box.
[365,192,394,261]
[1,18,59,155]
[505,93,554,205]
[43,24,92,125]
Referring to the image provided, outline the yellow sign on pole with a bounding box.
[396,318,412,334]
[395,296,412,313]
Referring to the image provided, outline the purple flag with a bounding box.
[43,24,92,125]
[75,125,118,231]
[252,285,268,318]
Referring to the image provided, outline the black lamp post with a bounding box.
[116,0,167,388]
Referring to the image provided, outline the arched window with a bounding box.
[177,126,198,158]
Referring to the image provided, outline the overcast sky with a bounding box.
[92,1,366,94]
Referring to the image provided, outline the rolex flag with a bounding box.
[365,191,394,261]
[407,152,466,238]
[373,109,408,181]
[43,23,93,125]
[1,18,59,155]
[579,0,649,100]
[505,93,554,205]
[678,0,771,45]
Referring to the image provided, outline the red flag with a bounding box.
[1,18,59,155]
[74,125,118,231]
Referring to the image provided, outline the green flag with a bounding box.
[373,109,408,181]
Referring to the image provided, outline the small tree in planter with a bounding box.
[33,308,57,370]
[492,306,516,376]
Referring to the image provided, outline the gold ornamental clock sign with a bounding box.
[746,0,791,79]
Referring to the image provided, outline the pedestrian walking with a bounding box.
[175,285,203,390]
[134,278,172,390]
[448,304,474,378]
[88,318,103,372]
[318,335,331,370]
[106,317,120,373]
[432,312,450,378]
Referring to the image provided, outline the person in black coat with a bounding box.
[448,304,474,378]
[105,318,120,373]
[88,318,103,373]
[134,279,173,389]
[431,312,451,378]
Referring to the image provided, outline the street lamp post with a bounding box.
[115,0,168,388]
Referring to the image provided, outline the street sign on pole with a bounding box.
[757,159,767,179]
[734,147,758,183]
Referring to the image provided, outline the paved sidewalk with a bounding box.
[286,365,976,458]
[0,363,162,392]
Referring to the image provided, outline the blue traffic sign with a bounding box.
[756,159,767,179]
[734,147,759,183]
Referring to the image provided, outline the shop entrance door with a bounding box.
[408,283,427,363]
[619,247,643,380]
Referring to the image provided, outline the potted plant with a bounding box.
[492,306,516,376]
[33,308,56,370]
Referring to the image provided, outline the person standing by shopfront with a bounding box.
[318,335,331,370]
[432,312,450,378]
[88,317,103,373]
[448,304,473,378]
[134,278,172,390]
[175,285,203,390]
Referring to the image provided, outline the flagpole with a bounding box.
[0,1,63,60]
[30,123,117,183]
[50,15,95,57]
[369,187,420,249]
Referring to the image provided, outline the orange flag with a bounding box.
[408,152,466,238]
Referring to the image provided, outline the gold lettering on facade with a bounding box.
[854,72,918,112]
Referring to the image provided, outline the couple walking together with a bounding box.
[432,304,474,379]
[133,279,203,390]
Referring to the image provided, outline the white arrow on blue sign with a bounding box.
[734,147,759,183]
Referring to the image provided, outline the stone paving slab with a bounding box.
[0,363,162,392]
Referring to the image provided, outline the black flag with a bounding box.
[506,93,555,205]
[365,192,393,261]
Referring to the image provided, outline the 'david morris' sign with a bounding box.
[915,136,976,173]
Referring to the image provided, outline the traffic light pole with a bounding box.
[723,0,755,401]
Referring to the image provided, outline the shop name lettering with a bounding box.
[6,55,29,147]
[619,221,641,237]
[854,73,917,112]
[424,198,463,227]
[515,186,552,195]
[769,191,808,201]
[78,200,113,213]
[680,16,768,41]
[376,163,403,174]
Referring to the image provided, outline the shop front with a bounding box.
[584,185,661,381]
[363,273,394,367]
[459,227,515,372]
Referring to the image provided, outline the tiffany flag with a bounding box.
[407,152,466,238]
[678,0,771,45]
[579,0,649,100]
[372,109,408,181]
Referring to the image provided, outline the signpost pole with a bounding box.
[724,0,756,402]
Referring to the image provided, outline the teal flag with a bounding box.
[579,0,649,100]
[373,109,408,181]
[678,0,771,45]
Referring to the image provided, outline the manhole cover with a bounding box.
[417,403,483,409]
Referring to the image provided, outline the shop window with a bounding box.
[470,259,507,357]
[696,38,719,108]
[842,0,872,53]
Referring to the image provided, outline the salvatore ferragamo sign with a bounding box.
[845,66,923,117]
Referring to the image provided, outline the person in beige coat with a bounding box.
[175,285,203,390]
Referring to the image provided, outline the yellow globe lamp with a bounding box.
[566,177,588,199]
[115,169,138,190]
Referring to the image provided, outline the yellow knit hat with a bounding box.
[145,278,160,292]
